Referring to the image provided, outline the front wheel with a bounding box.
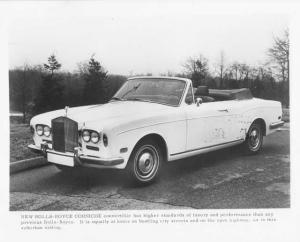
[126,139,162,185]
[243,122,263,154]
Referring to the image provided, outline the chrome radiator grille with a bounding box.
[51,117,78,152]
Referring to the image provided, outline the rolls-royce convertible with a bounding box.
[28,76,284,184]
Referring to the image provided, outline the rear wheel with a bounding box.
[244,122,263,154]
[126,139,162,185]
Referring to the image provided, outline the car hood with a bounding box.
[30,101,176,129]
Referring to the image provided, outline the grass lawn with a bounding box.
[282,108,290,122]
[10,124,40,163]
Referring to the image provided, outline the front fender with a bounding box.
[115,120,186,168]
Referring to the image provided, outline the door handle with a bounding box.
[218,109,229,112]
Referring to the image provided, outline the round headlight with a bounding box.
[91,131,100,144]
[44,126,51,137]
[36,125,44,136]
[82,130,91,142]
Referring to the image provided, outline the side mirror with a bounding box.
[196,97,203,107]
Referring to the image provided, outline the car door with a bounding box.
[185,100,236,151]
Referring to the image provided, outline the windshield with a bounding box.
[112,78,186,106]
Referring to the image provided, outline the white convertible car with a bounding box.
[29,76,284,184]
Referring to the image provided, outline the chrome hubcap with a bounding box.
[134,145,159,181]
[138,152,154,174]
[249,128,260,149]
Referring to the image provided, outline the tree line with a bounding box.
[179,30,289,106]
[9,55,126,122]
[9,30,289,123]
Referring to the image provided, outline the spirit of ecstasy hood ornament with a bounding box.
[64,106,69,117]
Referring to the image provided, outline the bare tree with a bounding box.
[183,54,209,87]
[230,62,239,81]
[238,64,250,79]
[77,61,89,75]
[215,51,227,88]
[268,29,289,83]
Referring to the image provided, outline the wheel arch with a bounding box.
[130,133,169,163]
[248,118,266,136]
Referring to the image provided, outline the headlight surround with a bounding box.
[103,134,108,147]
[91,131,100,144]
[36,125,44,136]
[81,129,101,144]
[82,130,91,142]
[43,126,51,137]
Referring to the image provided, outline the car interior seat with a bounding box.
[194,86,215,103]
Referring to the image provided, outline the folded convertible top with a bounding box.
[209,88,253,100]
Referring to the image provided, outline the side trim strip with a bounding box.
[118,119,186,135]
[170,139,244,156]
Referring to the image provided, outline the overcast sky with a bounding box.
[7,2,288,75]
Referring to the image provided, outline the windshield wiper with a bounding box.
[110,96,150,103]
[125,97,151,103]
[121,83,141,99]
[110,97,124,101]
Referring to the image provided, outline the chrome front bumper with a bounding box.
[28,144,124,168]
